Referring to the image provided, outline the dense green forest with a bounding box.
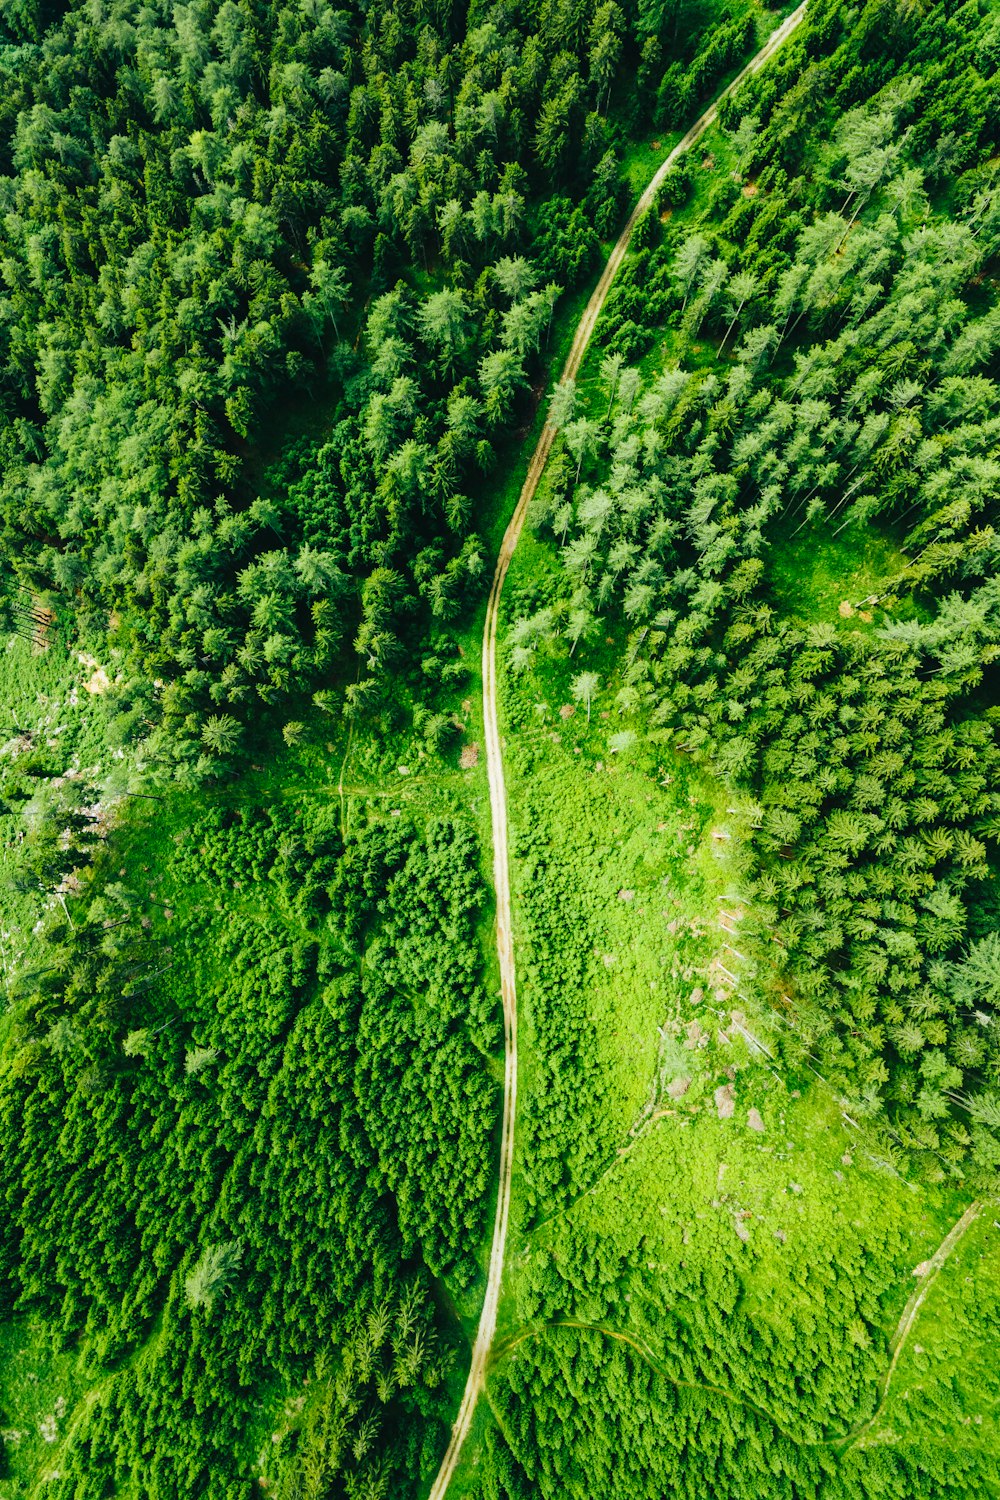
[0,0,759,776]
[0,0,771,1493]
[517,0,1000,1179]
[1,0,1000,1496]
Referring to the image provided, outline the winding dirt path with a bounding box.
[427,10,809,1495]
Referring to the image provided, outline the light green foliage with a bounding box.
[871,1213,1000,1455]
[0,633,123,979]
[184,1241,243,1311]
[479,614,1000,1498]
[0,789,498,1497]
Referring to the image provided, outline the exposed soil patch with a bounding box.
[714,1083,735,1119]
[77,652,112,694]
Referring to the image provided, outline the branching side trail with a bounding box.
[426,8,809,1494]
[834,1198,983,1453]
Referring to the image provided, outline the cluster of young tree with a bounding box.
[330,814,501,1282]
[0,801,497,1495]
[470,1105,1000,1500]
[508,815,616,1219]
[474,1324,1000,1499]
[0,0,762,779]
[519,0,1000,1183]
[0,741,107,892]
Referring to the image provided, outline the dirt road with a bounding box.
[426,10,809,1494]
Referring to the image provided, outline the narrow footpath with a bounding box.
[834,1198,983,1453]
[427,8,809,1493]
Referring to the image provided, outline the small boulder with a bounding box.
[747,1108,765,1134]
[714,1084,735,1120]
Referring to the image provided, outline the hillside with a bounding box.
[0,0,999,1498]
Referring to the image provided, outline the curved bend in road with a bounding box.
[427,7,808,1495]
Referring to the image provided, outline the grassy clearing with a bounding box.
[0,1321,89,1498]
[767,522,912,629]
[495,517,730,1258]
[871,1209,1000,1456]
[511,1073,971,1378]
[499,677,730,1237]
[619,131,683,204]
